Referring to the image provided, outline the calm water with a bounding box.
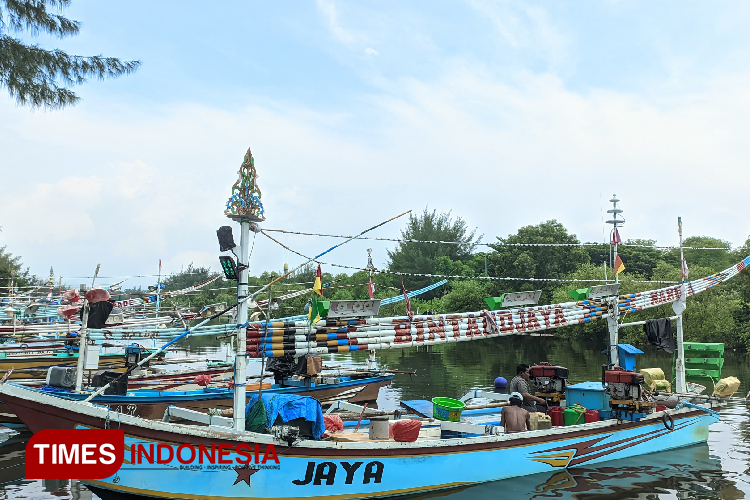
[2,336,750,499]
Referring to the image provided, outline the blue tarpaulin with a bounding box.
[246,393,325,439]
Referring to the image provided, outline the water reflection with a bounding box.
[2,336,750,499]
[416,445,741,500]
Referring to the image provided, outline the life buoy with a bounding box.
[662,412,674,430]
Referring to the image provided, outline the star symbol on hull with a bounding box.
[233,464,260,487]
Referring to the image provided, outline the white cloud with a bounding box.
[365,47,378,55]
[316,0,357,45]
[112,160,155,198]
[3,27,750,286]
[464,1,571,69]
[0,176,102,244]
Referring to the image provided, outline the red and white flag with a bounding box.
[682,257,689,279]
[368,279,375,299]
[611,229,622,245]
[401,275,413,321]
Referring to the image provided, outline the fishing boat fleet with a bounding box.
[0,148,746,500]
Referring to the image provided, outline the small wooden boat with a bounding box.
[0,341,65,352]
[0,372,392,425]
[0,350,126,378]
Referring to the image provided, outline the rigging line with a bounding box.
[261,230,682,285]
[136,281,401,298]
[250,210,412,300]
[260,229,733,251]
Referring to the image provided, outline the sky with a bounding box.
[1,1,750,289]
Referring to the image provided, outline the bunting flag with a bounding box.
[614,254,625,275]
[611,229,622,245]
[401,275,413,321]
[368,278,375,299]
[682,257,689,279]
[309,264,323,326]
[308,294,320,326]
[313,264,323,296]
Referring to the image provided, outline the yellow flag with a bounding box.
[313,264,323,296]
[615,255,625,275]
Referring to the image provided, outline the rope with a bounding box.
[262,232,681,284]
[262,228,734,251]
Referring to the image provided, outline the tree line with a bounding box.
[151,208,750,352]
[3,208,749,351]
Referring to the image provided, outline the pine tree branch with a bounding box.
[2,0,80,38]
[0,34,141,109]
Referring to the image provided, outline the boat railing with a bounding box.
[162,405,234,429]
[459,390,510,403]
[325,400,395,416]
[326,400,504,437]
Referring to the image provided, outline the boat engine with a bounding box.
[529,362,568,405]
[603,366,652,412]
[125,344,148,368]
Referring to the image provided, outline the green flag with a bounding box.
[308,293,320,326]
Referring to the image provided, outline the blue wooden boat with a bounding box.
[0,381,720,500]
[0,372,392,426]
[35,372,393,419]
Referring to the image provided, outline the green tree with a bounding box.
[587,239,666,279]
[0,0,140,109]
[0,244,31,286]
[487,220,589,303]
[387,208,480,296]
[665,236,733,273]
[442,279,489,313]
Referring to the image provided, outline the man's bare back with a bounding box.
[501,405,530,433]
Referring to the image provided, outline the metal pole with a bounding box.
[233,221,250,431]
[674,217,687,393]
[603,262,607,283]
[155,260,162,324]
[75,264,100,392]
[606,196,621,367]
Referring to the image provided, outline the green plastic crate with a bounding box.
[675,342,724,383]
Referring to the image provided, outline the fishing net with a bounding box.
[389,419,422,442]
[323,414,344,432]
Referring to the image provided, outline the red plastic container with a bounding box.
[585,409,599,423]
[656,405,667,412]
[547,406,564,427]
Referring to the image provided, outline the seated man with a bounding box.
[501,392,530,433]
[509,363,547,413]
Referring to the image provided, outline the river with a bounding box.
[2,336,749,499]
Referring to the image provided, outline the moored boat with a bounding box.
[0,381,720,500]
[2,150,746,500]
[0,372,391,422]
[0,350,127,378]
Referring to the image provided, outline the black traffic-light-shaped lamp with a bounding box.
[219,256,238,280]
